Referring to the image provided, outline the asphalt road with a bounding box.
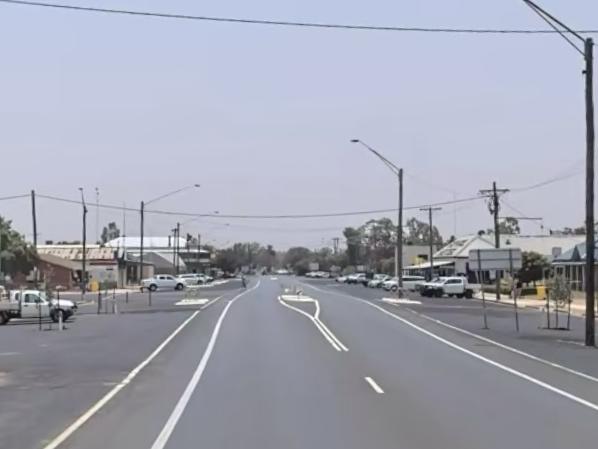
[3,276,598,449]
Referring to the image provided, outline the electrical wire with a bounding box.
[510,168,583,192]
[35,192,483,219]
[0,193,29,201]
[1,0,597,34]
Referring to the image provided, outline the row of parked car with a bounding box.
[140,273,215,292]
[336,273,477,298]
[336,273,426,291]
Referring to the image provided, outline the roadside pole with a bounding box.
[397,168,403,293]
[31,190,38,289]
[477,250,489,329]
[140,200,146,305]
[420,206,441,281]
[509,249,519,332]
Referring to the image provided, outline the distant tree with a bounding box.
[498,217,520,235]
[518,251,549,285]
[0,216,36,280]
[283,247,312,269]
[100,222,120,245]
[405,217,443,245]
[343,227,363,266]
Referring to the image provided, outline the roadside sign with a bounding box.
[309,262,319,271]
[468,248,522,271]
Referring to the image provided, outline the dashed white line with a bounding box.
[301,282,598,413]
[364,376,384,394]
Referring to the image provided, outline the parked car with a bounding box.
[335,275,348,283]
[383,275,427,292]
[141,274,185,292]
[177,273,213,286]
[419,276,476,298]
[346,273,366,285]
[368,274,391,288]
[1,289,77,325]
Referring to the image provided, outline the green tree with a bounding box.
[518,251,550,284]
[497,217,520,235]
[283,247,312,269]
[343,227,363,266]
[0,216,36,280]
[100,222,120,245]
[405,217,443,245]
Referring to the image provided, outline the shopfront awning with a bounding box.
[405,260,454,270]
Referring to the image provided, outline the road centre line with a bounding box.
[364,376,385,394]
[150,281,261,449]
[301,282,598,413]
[42,310,201,449]
[305,282,598,385]
[312,297,349,351]
[277,297,342,351]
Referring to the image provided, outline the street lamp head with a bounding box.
[78,187,83,192]
[193,184,201,188]
[350,139,360,143]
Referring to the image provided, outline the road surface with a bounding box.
[4,277,598,449]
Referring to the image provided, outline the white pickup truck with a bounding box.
[0,289,77,325]
[419,277,476,299]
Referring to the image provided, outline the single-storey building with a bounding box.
[552,242,597,291]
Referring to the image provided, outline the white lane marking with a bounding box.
[150,281,261,449]
[174,299,209,306]
[42,311,201,449]
[278,297,341,351]
[407,309,598,385]
[364,376,385,394]
[0,352,20,356]
[200,295,224,310]
[280,295,348,351]
[301,282,598,412]
[382,298,422,305]
[557,339,587,348]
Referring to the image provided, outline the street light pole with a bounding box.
[78,188,88,299]
[139,184,200,289]
[351,139,403,289]
[523,0,595,346]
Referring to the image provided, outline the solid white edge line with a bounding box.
[200,295,223,310]
[150,281,261,449]
[301,282,598,413]
[364,376,385,394]
[278,297,341,351]
[42,310,201,449]
[407,309,598,385]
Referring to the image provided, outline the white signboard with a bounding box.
[309,262,319,271]
[468,248,523,271]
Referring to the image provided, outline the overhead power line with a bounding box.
[1,0,597,35]
[0,193,29,202]
[36,193,483,219]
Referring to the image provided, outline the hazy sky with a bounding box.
[1,0,597,249]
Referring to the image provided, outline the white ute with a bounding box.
[419,276,476,298]
[0,289,77,325]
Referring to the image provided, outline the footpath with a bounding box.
[473,291,592,317]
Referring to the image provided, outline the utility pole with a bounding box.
[139,201,144,284]
[31,190,38,288]
[78,188,88,298]
[584,37,595,346]
[420,206,441,280]
[197,233,201,272]
[523,0,595,346]
[176,222,181,274]
[95,187,99,244]
[398,168,404,287]
[332,237,340,255]
[171,227,177,273]
[122,202,127,286]
[480,182,509,299]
